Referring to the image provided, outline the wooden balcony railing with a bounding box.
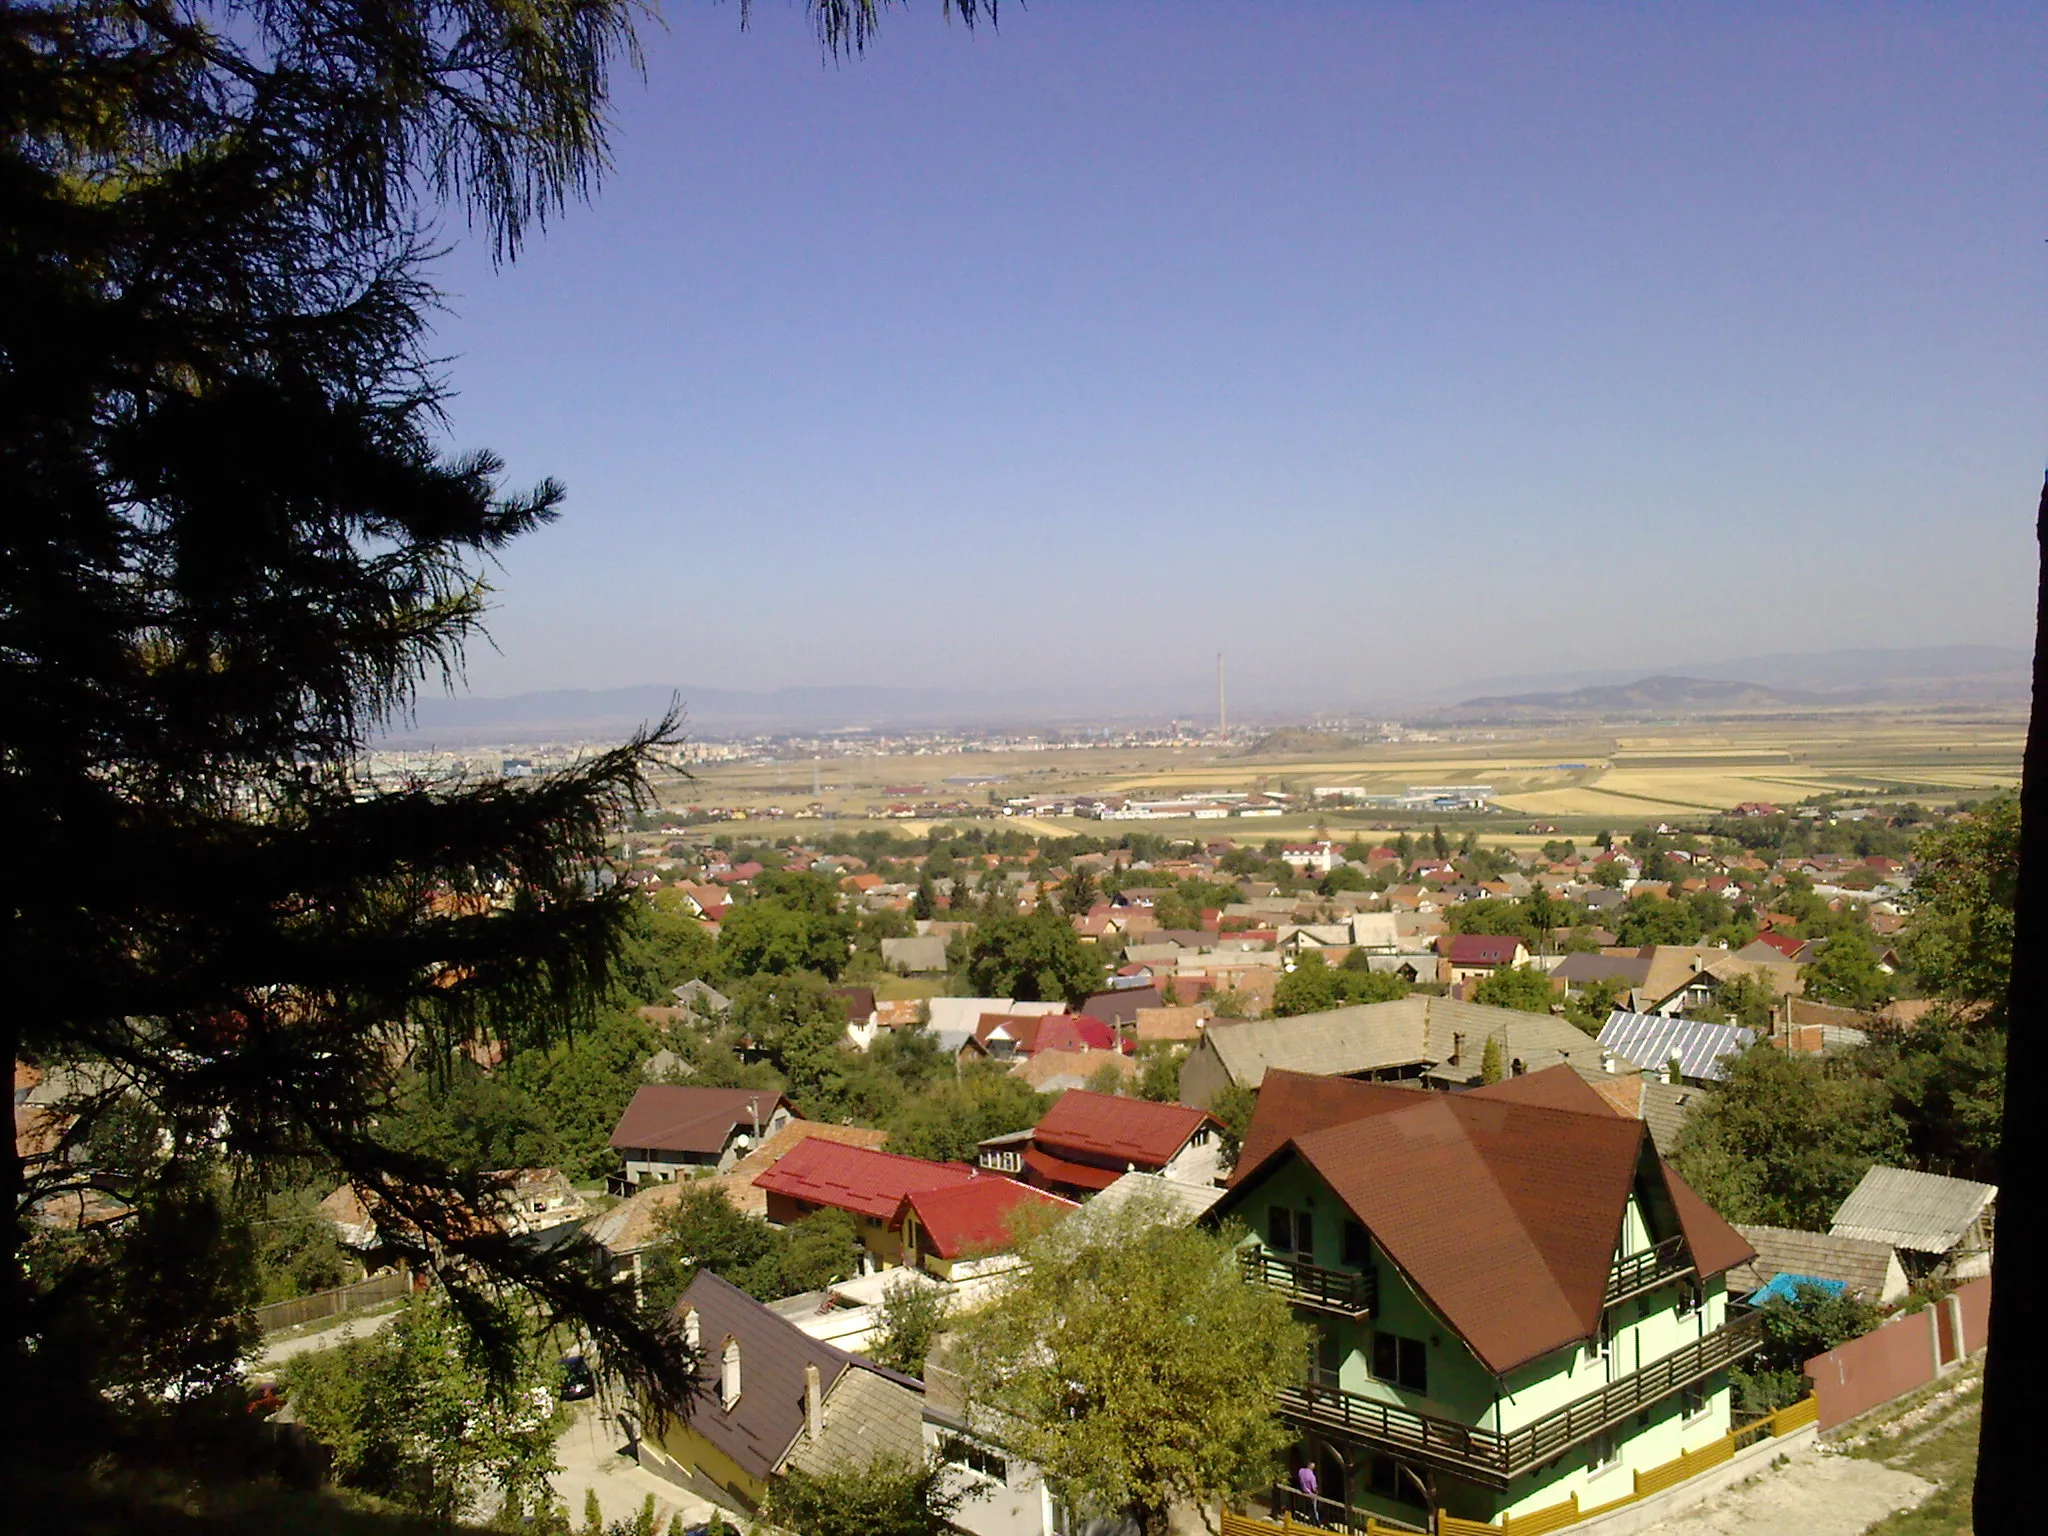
[1606,1235,1694,1308]
[1240,1248,1377,1318]
[1277,1311,1762,1487]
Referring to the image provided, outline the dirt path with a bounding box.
[1630,1444,1934,1536]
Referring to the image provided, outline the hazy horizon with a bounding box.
[423,2,2046,704]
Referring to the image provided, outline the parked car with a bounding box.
[557,1354,595,1401]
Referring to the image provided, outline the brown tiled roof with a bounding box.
[608,1086,792,1156]
[1222,1065,1754,1374]
[1228,1071,1422,1187]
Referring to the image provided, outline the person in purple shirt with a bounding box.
[1295,1462,1320,1524]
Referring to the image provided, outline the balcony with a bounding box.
[1606,1234,1695,1308]
[1277,1311,1762,1488]
[1240,1248,1377,1318]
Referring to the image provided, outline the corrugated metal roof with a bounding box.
[1598,1012,1755,1082]
[1088,1171,1227,1225]
[1829,1165,1997,1253]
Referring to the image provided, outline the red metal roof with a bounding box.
[1221,1065,1756,1376]
[898,1179,1077,1259]
[1032,1089,1215,1167]
[608,1086,791,1156]
[753,1138,978,1222]
[1021,1144,1125,1193]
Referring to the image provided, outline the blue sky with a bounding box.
[428,1,2047,707]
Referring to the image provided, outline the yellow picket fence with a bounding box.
[1229,1396,1819,1536]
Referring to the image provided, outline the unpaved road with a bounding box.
[1633,1444,1933,1536]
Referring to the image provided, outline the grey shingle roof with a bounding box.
[1829,1166,1997,1254]
[1202,996,1603,1089]
[1729,1224,1905,1303]
[1598,1011,1755,1083]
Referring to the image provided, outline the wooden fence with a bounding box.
[254,1266,412,1335]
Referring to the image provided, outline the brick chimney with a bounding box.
[804,1362,822,1441]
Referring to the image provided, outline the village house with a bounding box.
[641,1271,928,1510]
[1439,933,1529,985]
[1178,996,1611,1109]
[1214,1068,1756,1529]
[980,1089,1223,1198]
[607,1086,797,1195]
[753,1139,986,1271]
[896,1178,1078,1281]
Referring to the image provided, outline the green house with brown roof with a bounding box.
[1212,1067,1758,1529]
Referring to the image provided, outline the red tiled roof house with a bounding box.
[753,1139,982,1270]
[982,1089,1224,1199]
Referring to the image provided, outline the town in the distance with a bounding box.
[32,680,2000,1535]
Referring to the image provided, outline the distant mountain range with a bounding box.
[1442,676,1817,721]
[1438,645,2030,706]
[1435,646,2031,722]
[379,644,2031,742]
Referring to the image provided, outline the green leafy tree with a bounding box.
[383,1065,567,1176]
[284,1296,566,1523]
[954,1194,1309,1536]
[1210,1081,1260,1174]
[1274,952,1410,1017]
[1479,1037,1505,1085]
[717,886,855,980]
[250,1189,361,1304]
[762,1454,973,1536]
[501,1012,658,1181]
[1801,932,1894,1010]
[613,900,718,1004]
[1673,1045,1905,1229]
[912,877,938,921]
[1902,796,2018,1006]
[962,909,1105,1007]
[887,1069,1050,1164]
[1431,826,1451,860]
[1732,1282,1881,1413]
[869,1276,953,1376]
[1135,1043,1184,1103]
[1471,965,1556,1014]
[1085,1060,1128,1096]
[1562,976,1630,1036]
[1614,894,1704,947]
[641,1184,779,1309]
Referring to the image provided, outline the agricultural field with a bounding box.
[650,713,2023,843]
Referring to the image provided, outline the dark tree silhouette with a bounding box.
[1975,477,2042,1526]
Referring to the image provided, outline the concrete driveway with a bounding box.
[549,1398,727,1531]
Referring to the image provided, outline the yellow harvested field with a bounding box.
[654,714,2023,833]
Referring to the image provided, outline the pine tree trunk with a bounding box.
[1973,472,2046,1524]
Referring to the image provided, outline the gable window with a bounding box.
[1190,1125,1211,1146]
[1371,1332,1427,1394]
[719,1338,742,1410]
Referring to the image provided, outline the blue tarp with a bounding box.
[1750,1272,1847,1305]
